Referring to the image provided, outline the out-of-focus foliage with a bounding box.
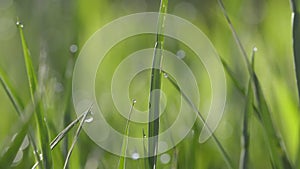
[0,0,299,169]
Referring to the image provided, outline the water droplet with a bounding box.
[11,133,18,142]
[20,135,29,151]
[13,150,23,164]
[253,47,258,52]
[163,73,168,78]
[131,152,140,160]
[85,117,93,123]
[132,99,137,104]
[160,153,170,164]
[176,50,185,59]
[85,112,94,123]
[16,21,24,28]
[69,44,78,53]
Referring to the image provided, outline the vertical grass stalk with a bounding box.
[118,100,136,169]
[239,48,256,169]
[290,0,300,167]
[148,0,168,169]
[17,20,52,169]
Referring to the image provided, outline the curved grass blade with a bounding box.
[63,107,92,169]
[290,0,300,167]
[148,0,168,169]
[17,20,52,169]
[118,100,136,169]
[163,72,235,169]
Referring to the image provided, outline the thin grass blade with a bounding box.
[253,73,293,169]
[148,0,168,169]
[0,67,24,116]
[17,20,52,169]
[118,100,135,169]
[239,48,256,169]
[63,107,92,169]
[217,0,251,74]
[218,2,294,168]
[163,72,235,169]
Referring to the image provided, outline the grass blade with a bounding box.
[218,1,293,168]
[17,20,52,169]
[0,68,24,116]
[32,107,92,169]
[118,100,136,169]
[290,0,300,167]
[148,0,168,169]
[0,60,42,168]
[50,109,88,150]
[253,73,293,169]
[239,48,256,169]
[291,0,300,101]
[0,105,34,168]
[163,72,235,169]
[217,0,252,74]
[63,107,92,169]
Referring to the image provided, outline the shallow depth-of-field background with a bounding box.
[0,0,299,169]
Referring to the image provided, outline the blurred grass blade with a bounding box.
[0,68,24,116]
[239,48,256,169]
[171,147,179,169]
[148,0,168,169]
[163,72,235,169]
[17,20,52,169]
[290,0,300,167]
[291,0,300,100]
[253,73,293,169]
[217,0,251,74]
[63,107,92,169]
[220,58,245,94]
[218,1,293,168]
[0,106,34,168]
[118,100,135,169]
[0,67,42,168]
[221,57,262,120]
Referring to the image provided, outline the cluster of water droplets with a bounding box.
[11,135,30,166]
[16,21,24,29]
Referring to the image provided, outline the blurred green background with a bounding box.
[0,0,299,168]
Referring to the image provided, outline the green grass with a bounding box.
[0,0,299,169]
[148,0,168,169]
[17,20,52,169]
[219,1,293,168]
[290,0,300,168]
